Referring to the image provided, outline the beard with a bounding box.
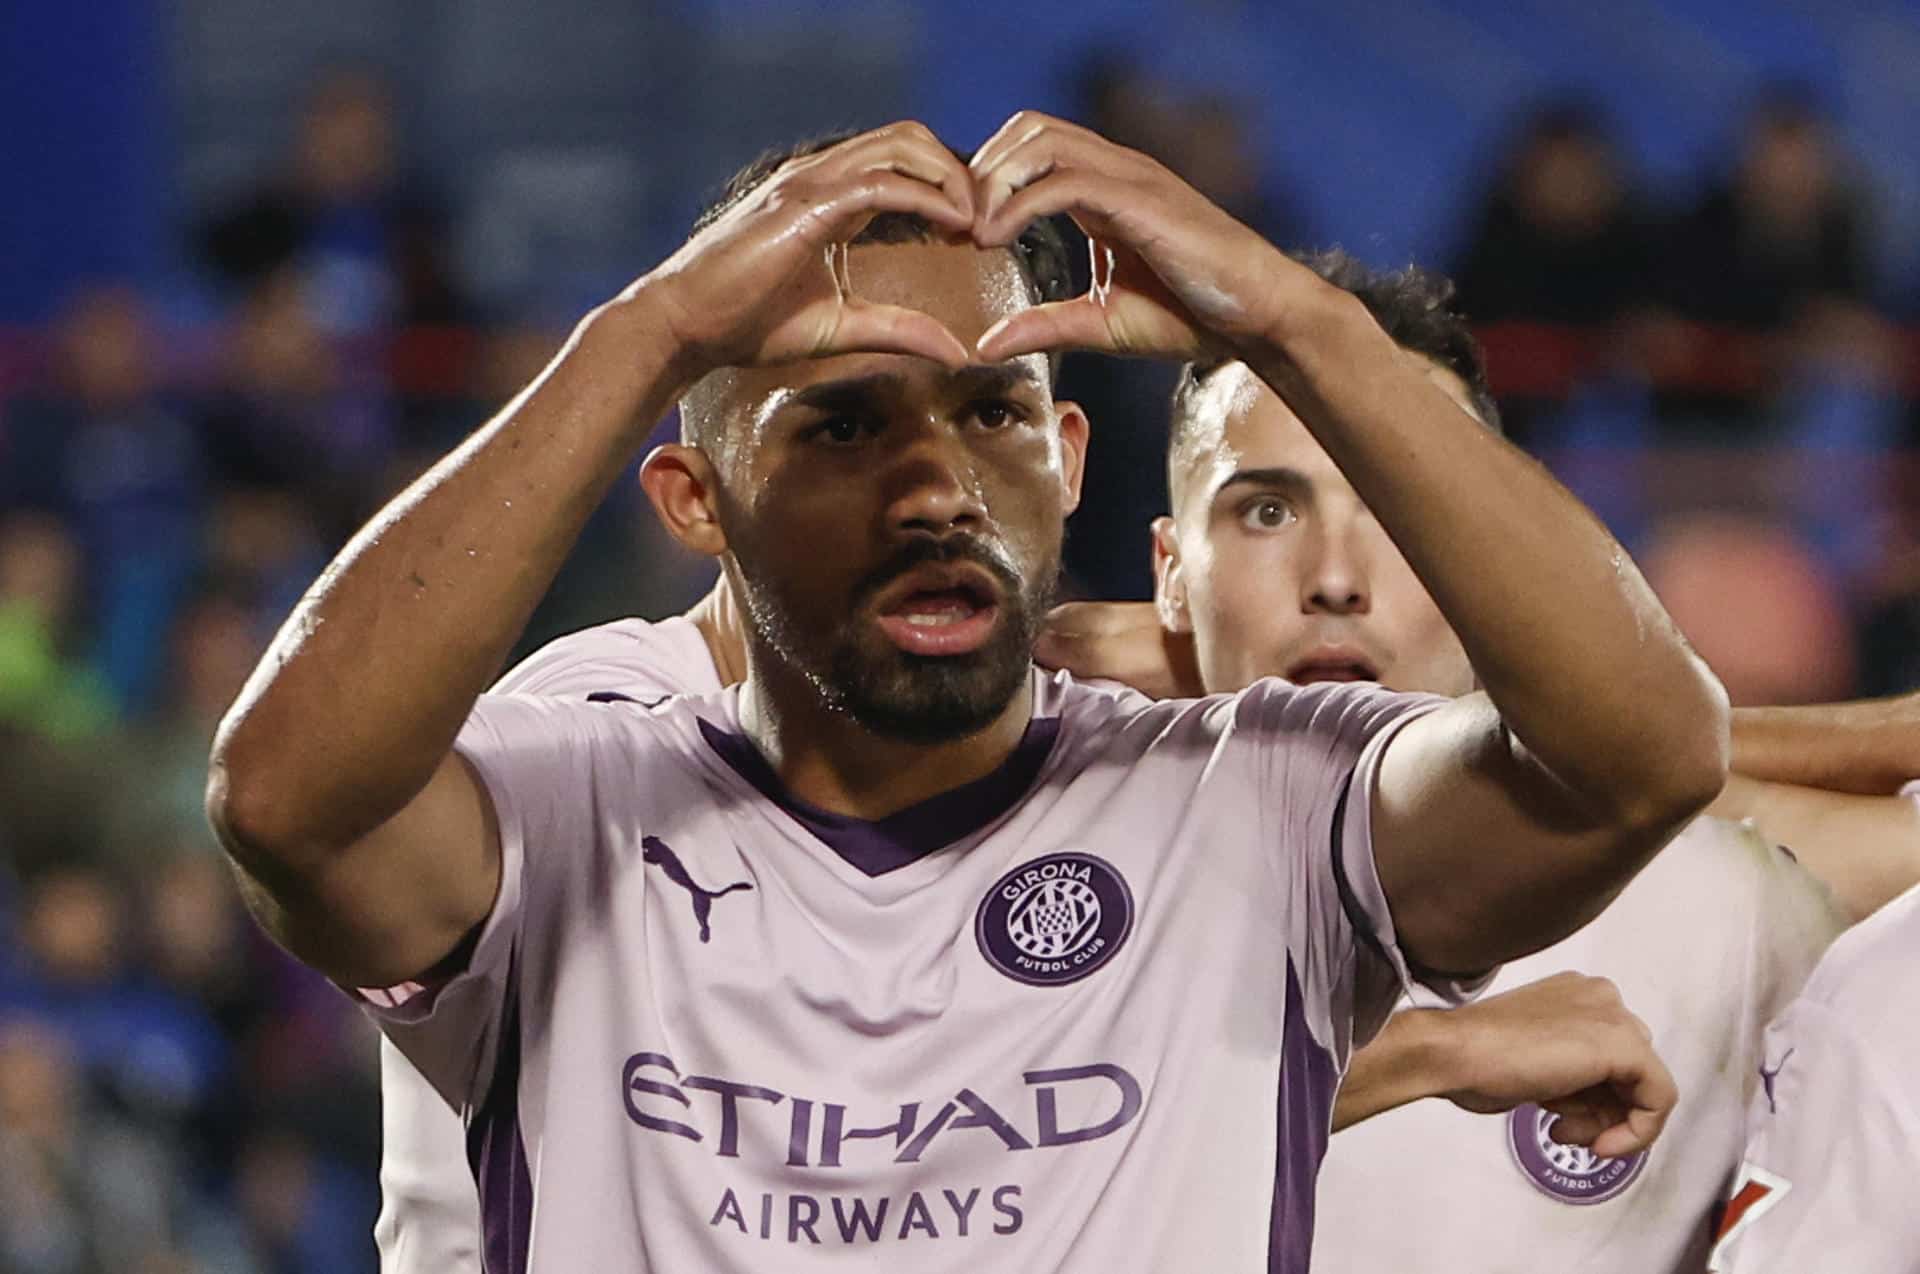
[735,534,1055,745]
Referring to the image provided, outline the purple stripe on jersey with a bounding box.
[698,716,1062,876]
[1267,956,1338,1274]
[467,977,532,1274]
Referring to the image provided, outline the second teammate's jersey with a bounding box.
[369,670,1472,1273]
[1311,815,1846,1274]
[375,616,724,1274]
[1710,876,1920,1274]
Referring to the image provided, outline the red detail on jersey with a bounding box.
[1715,1178,1775,1240]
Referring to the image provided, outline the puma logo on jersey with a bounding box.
[1759,1048,1795,1113]
[642,836,752,942]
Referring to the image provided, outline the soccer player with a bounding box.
[1036,250,1920,1273]
[1708,873,1920,1273]
[209,116,1726,1271]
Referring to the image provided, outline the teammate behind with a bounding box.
[1037,250,1918,1272]
[1709,871,1920,1273]
[211,117,1725,1272]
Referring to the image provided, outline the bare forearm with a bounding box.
[1332,1010,1446,1131]
[1732,696,1920,796]
[1242,288,1726,814]
[211,295,686,857]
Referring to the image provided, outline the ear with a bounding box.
[639,443,728,558]
[1054,400,1090,516]
[1151,515,1192,634]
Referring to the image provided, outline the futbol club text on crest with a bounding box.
[1506,1104,1649,1205]
[976,852,1134,986]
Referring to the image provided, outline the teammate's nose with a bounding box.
[1301,525,1369,615]
[883,429,987,537]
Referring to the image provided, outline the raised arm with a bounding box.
[1729,692,1920,796]
[970,112,1727,974]
[208,123,978,988]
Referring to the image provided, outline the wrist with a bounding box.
[1388,1007,1460,1100]
[583,279,712,401]
[1240,265,1369,364]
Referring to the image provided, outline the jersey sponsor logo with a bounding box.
[622,1051,1138,1249]
[1707,1163,1791,1271]
[1505,1104,1649,1205]
[975,852,1133,986]
[641,836,753,942]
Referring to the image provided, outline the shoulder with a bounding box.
[1795,882,1920,1032]
[494,616,721,699]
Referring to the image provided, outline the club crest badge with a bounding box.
[1506,1103,1649,1205]
[976,852,1133,987]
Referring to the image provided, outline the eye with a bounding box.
[966,399,1027,431]
[806,415,872,447]
[1238,496,1294,531]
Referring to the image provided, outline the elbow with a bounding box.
[205,740,328,878]
[1621,671,1732,834]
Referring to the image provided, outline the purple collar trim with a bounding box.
[697,716,1062,877]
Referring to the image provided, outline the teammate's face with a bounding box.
[1159,363,1475,698]
[710,240,1087,742]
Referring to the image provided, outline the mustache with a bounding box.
[849,535,1025,611]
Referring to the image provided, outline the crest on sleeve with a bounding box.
[975,852,1134,987]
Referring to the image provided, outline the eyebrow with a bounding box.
[1213,466,1315,502]
[786,362,1045,413]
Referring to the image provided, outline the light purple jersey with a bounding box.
[367,670,1470,1272]
[1710,873,1920,1274]
[1312,816,1844,1274]
[375,616,722,1274]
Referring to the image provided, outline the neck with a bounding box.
[738,655,1035,820]
[687,577,749,689]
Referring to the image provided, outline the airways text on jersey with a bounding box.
[623,1050,1143,1248]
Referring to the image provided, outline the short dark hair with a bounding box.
[681,132,1076,447]
[1167,248,1501,499]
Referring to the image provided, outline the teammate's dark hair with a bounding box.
[680,132,1076,448]
[1167,249,1501,500]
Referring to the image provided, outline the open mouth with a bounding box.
[1284,654,1381,684]
[873,568,1004,657]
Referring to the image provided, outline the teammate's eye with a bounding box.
[1238,496,1294,530]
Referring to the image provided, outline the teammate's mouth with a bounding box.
[872,566,1003,657]
[1285,649,1381,683]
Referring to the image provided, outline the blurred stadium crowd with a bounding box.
[3,4,1920,1270]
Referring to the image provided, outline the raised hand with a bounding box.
[1034,601,1203,700]
[641,122,978,377]
[967,111,1304,364]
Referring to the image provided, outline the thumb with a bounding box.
[807,299,971,368]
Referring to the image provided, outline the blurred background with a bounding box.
[3,0,1919,1268]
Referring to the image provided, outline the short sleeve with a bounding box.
[1237,678,1469,1060]
[359,694,613,1113]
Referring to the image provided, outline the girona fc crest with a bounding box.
[976,852,1133,987]
[1506,1104,1649,1205]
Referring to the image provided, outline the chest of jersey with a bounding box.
[507,731,1313,1272]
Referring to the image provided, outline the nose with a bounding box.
[1301,521,1369,616]
[882,426,987,538]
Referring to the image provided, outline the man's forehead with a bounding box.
[1186,357,1482,502]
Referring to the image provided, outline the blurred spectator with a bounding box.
[201,269,395,541]
[1664,84,1871,330]
[197,67,465,335]
[0,1020,177,1273]
[1454,102,1654,325]
[1641,513,1857,704]
[0,515,112,744]
[1,288,205,715]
